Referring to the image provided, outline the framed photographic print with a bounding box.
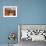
[3,6,17,17]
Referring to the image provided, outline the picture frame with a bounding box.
[3,6,17,17]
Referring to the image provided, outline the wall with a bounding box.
[0,0,46,44]
[0,0,18,44]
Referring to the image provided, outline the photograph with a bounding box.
[3,6,17,17]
